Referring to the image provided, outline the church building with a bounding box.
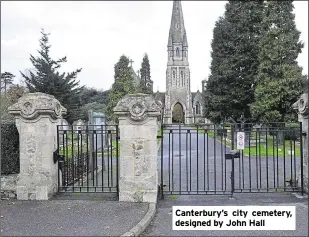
[154,0,205,124]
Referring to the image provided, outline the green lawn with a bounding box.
[191,126,300,157]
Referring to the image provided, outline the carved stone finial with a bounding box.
[8,92,67,120]
[293,93,309,117]
[114,93,162,122]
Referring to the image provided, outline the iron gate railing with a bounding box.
[55,124,119,194]
[159,123,304,198]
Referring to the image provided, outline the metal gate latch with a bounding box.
[53,149,64,164]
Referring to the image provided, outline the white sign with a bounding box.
[237,132,245,150]
[173,206,296,230]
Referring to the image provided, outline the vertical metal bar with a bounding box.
[204,130,206,191]
[259,129,262,190]
[283,130,286,191]
[196,125,199,193]
[293,131,297,188]
[86,126,89,192]
[95,130,98,191]
[266,127,269,191]
[207,131,209,190]
[299,122,304,195]
[168,130,171,192]
[276,131,279,190]
[107,130,110,189]
[238,127,241,190]
[108,129,112,189]
[160,124,164,199]
[179,124,182,193]
[266,128,269,192]
[116,125,119,197]
[290,136,293,188]
[221,132,223,191]
[273,132,275,189]
[249,128,251,191]
[101,125,104,192]
[81,130,83,192]
[186,130,189,191]
[189,132,192,192]
[109,130,113,191]
[241,125,244,191]
[72,128,75,191]
[214,125,216,193]
[231,125,235,197]
[102,126,105,191]
[66,130,69,188]
[224,128,227,191]
[255,128,258,189]
[57,125,60,191]
[77,131,80,188]
[172,130,174,192]
[241,149,244,191]
[62,131,66,189]
[92,129,95,188]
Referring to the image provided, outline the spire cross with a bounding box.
[129,59,134,68]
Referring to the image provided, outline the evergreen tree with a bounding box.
[250,1,307,123]
[1,72,15,95]
[20,29,83,124]
[138,53,153,94]
[106,55,136,122]
[204,1,264,123]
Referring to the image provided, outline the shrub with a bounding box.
[1,123,19,174]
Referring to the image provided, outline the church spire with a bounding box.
[168,0,187,46]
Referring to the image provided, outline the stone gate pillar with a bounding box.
[293,93,308,193]
[8,93,66,200]
[114,94,162,203]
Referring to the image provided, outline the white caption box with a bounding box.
[173,206,296,230]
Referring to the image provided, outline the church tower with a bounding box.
[163,0,193,124]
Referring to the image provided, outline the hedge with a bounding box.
[1,123,20,174]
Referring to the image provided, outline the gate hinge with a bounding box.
[53,149,65,164]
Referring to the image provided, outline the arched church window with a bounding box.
[195,102,201,115]
[176,48,180,57]
[180,71,184,86]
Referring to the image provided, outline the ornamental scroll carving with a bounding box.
[114,93,162,123]
[293,93,308,134]
[293,93,309,117]
[8,92,67,120]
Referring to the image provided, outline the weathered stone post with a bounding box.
[114,94,162,203]
[292,93,308,194]
[8,93,66,200]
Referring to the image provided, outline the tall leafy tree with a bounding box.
[204,1,264,123]
[20,29,83,124]
[1,72,15,95]
[250,1,307,123]
[138,53,153,94]
[106,55,136,122]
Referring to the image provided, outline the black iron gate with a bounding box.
[55,124,119,195]
[159,123,304,198]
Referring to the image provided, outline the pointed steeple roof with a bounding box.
[168,0,187,46]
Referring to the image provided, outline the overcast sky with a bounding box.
[1,1,308,92]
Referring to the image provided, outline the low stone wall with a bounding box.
[1,174,18,199]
